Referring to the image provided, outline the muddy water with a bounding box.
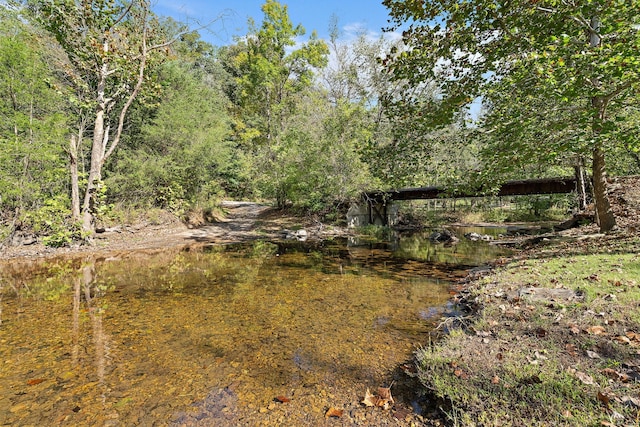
[0,235,507,426]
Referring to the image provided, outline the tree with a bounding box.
[383,0,640,232]
[0,7,68,217]
[107,60,235,210]
[234,0,328,144]
[226,0,329,206]
[30,0,176,232]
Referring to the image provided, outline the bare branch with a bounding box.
[111,0,135,29]
[603,81,633,103]
[148,14,227,52]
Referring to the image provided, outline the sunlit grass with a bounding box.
[416,244,640,426]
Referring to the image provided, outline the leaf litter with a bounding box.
[362,383,395,410]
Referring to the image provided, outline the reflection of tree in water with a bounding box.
[72,261,112,405]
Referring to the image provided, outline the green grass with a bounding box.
[416,244,640,426]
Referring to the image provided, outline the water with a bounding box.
[0,233,508,425]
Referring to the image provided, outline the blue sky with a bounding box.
[153,0,393,45]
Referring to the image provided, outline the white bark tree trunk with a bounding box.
[69,132,81,221]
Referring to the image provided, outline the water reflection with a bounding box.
[0,235,504,425]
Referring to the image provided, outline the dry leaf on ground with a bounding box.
[586,325,606,335]
[575,371,595,385]
[362,388,377,407]
[325,407,343,418]
[565,343,578,356]
[597,391,611,408]
[586,350,601,359]
[361,385,395,410]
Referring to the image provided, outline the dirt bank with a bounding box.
[0,201,351,261]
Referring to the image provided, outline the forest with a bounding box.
[1,0,639,247]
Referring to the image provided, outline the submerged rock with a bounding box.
[429,229,459,244]
[282,229,308,241]
[464,232,493,242]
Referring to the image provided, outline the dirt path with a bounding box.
[181,201,283,244]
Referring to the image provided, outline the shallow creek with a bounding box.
[0,229,508,426]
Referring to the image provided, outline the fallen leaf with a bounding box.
[491,376,500,384]
[393,407,411,420]
[362,386,394,410]
[622,395,640,408]
[565,343,578,356]
[454,369,468,379]
[597,391,611,408]
[362,389,377,407]
[377,386,394,403]
[325,407,343,418]
[603,369,631,382]
[274,396,291,403]
[626,331,640,341]
[614,335,631,345]
[586,350,601,359]
[586,326,606,335]
[601,368,622,381]
[27,378,45,385]
[376,386,394,409]
[575,371,595,385]
[569,325,581,335]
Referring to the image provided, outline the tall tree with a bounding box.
[383,0,640,232]
[233,0,328,147]
[227,0,328,206]
[30,0,175,232]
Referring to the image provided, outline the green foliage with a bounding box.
[383,0,640,230]
[253,92,378,210]
[107,59,235,210]
[231,0,328,148]
[22,196,85,247]
[0,10,68,214]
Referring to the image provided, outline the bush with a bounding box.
[22,196,86,247]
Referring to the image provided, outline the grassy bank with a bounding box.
[417,232,640,426]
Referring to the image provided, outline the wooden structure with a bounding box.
[359,177,577,225]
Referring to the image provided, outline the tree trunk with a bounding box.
[81,39,110,233]
[81,96,107,233]
[70,133,80,221]
[588,16,616,233]
[573,157,590,211]
[592,144,616,232]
